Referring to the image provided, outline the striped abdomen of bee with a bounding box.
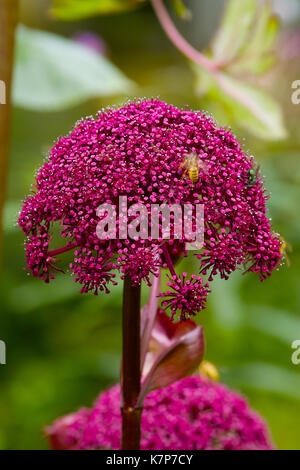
[188,167,199,185]
[180,152,200,186]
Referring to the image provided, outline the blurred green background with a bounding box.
[0,0,300,449]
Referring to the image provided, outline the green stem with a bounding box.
[0,0,18,270]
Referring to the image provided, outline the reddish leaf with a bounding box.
[151,309,197,349]
[138,312,205,406]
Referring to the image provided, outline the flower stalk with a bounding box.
[151,0,217,73]
[121,275,142,450]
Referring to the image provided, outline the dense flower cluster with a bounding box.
[160,273,210,320]
[24,228,53,282]
[117,245,160,286]
[19,99,282,318]
[45,376,274,450]
[70,248,117,294]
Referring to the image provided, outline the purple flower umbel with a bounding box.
[45,376,274,450]
[19,99,282,319]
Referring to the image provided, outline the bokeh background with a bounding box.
[0,0,300,449]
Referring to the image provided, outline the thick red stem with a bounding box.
[121,275,142,450]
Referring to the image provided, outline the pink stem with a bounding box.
[162,243,177,278]
[151,0,218,73]
[48,242,78,257]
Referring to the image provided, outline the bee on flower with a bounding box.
[180,152,208,186]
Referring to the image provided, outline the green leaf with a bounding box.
[51,0,146,20]
[241,4,278,59]
[171,0,192,21]
[228,3,280,76]
[193,66,287,140]
[13,25,135,112]
[211,0,257,63]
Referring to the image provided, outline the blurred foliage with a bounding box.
[49,0,286,140]
[171,0,192,20]
[0,0,299,450]
[51,0,147,20]
[13,25,134,111]
[210,0,278,72]
[193,67,286,140]
[192,0,286,139]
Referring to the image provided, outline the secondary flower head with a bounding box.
[160,273,210,320]
[45,376,274,450]
[19,99,282,318]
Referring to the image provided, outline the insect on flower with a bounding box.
[276,234,292,267]
[247,156,260,187]
[198,360,219,381]
[180,152,207,186]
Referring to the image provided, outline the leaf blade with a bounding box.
[211,0,257,63]
[227,3,280,76]
[194,66,287,140]
[13,25,135,112]
[138,314,205,405]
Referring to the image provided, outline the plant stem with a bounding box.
[162,243,177,277]
[121,275,142,450]
[0,0,18,270]
[48,242,78,257]
[151,0,217,73]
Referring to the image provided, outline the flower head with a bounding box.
[46,376,274,450]
[117,244,160,286]
[19,99,282,318]
[70,248,117,294]
[160,273,210,320]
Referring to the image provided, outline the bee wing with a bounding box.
[198,160,209,173]
[256,164,262,177]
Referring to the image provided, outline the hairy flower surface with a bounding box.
[19,99,282,317]
[46,376,274,450]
